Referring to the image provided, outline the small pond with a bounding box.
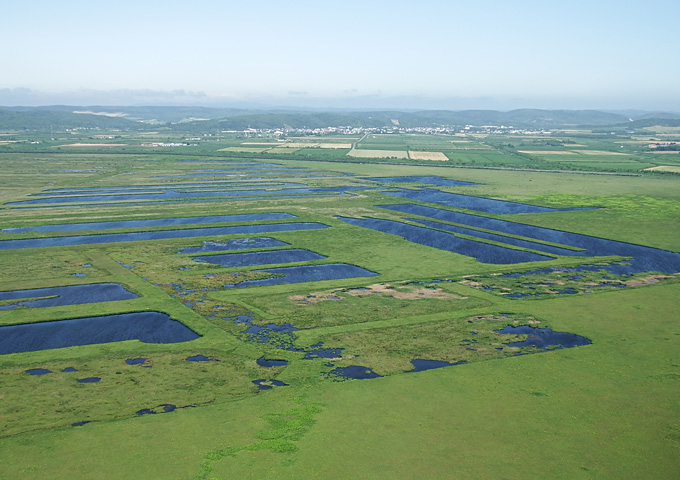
[256,357,289,367]
[76,377,101,383]
[0,312,199,354]
[364,176,477,187]
[496,325,591,350]
[380,188,594,214]
[186,355,215,362]
[252,379,289,390]
[7,184,371,207]
[177,237,289,254]
[225,263,378,288]
[0,222,329,250]
[336,216,552,264]
[193,248,326,267]
[329,365,382,380]
[379,203,680,273]
[0,283,138,309]
[406,359,467,373]
[2,213,296,234]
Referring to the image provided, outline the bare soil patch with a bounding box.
[289,282,467,304]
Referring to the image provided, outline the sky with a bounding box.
[2,0,679,111]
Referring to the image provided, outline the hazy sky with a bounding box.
[3,0,679,110]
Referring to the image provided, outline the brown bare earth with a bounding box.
[289,282,467,304]
[620,274,674,286]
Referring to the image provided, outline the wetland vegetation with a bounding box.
[0,117,678,479]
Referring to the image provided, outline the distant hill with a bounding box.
[0,109,145,131]
[0,105,265,124]
[2,106,679,131]
[175,109,633,131]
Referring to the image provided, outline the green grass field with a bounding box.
[0,129,678,479]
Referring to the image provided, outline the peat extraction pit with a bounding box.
[0,312,199,355]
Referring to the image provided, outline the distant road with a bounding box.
[352,132,368,150]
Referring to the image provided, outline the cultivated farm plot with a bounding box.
[347,148,408,158]
[645,165,680,173]
[407,151,449,161]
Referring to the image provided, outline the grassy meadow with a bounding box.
[0,129,678,479]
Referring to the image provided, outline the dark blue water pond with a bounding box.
[136,404,176,415]
[252,379,289,390]
[256,357,289,367]
[61,367,78,372]
[41,179,299,193]
[193,248,326,267]
[25,368,51,375]
[232,317,343,359]
[243,322,298,343]
[330,365,382,380]
[8,185,373,207]
[11,193,343,209]
[186,355,215,362]
[125,358,147,365]
[302,342,344,359]
[0,312,199,355]
[1,213,296,234]
[0,222,329,250]
[154,170,336,178]
[71,421,90,427]
[365,176,476,187]
[32,183,304,197]
[0,283,138,310]
[406,359,467,373]
[77,377,101,383]
[177,237,289,254]
[496,325,591,350]
[225,263,378,288]
[159,166,307,174]
[379,204,680,274]
[380,189,594,214]
[336,216,552,264]
[411,219,579,256]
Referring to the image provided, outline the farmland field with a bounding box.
[0,127,679,479]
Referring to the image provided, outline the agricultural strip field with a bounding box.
[0,138,678,480]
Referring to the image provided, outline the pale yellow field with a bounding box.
[241,142,283,146]
[318,143,352,149]
[644,165,680,173]
[347,149,408,159]
[408,151,449,161]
